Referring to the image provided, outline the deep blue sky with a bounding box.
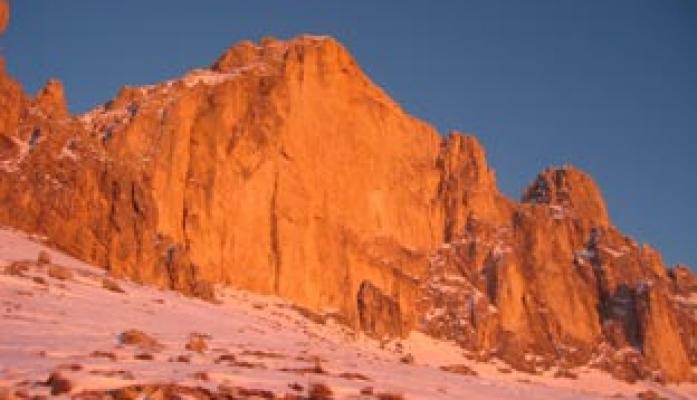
[2,1,696,268]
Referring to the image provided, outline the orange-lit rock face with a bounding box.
[0,0,8,35]
[34,79,69,118]
[522,166,610,229]
[636,285,693,382]
[0,34,695,382]
[0,36,446,329]
[422,165,695,381]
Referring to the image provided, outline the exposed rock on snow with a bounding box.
[357,280,404,339]
[1,228,697,399]
[185,332,209,353]
[119,329,163,352]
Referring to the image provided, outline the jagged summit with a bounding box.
[211,34,343,72]
[34,78,69,118]
[78,34,398,144]
[522,165,610,227]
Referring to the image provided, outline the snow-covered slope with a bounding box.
[1,229,695,399]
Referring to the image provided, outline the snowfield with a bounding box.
[1,229,696,399]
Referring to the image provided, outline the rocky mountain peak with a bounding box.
[441,132,496,189]
[212,34,355,75]
[34,78,69,118]
[211,39,265,73]
[522,165,609,227]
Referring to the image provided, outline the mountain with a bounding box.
[1,5,696,386]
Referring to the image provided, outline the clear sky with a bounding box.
[2,1,696,268]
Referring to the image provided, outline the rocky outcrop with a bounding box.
[0,24,695,382]
[422,168,602,370]
[0,0,24,161]
[671,265,697,295]
[357,280,403,339]
[636,284,692,381]
[522,166,610,229]
[34,79,69,118]
[438,133,512,240]
[420,166,696,381]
